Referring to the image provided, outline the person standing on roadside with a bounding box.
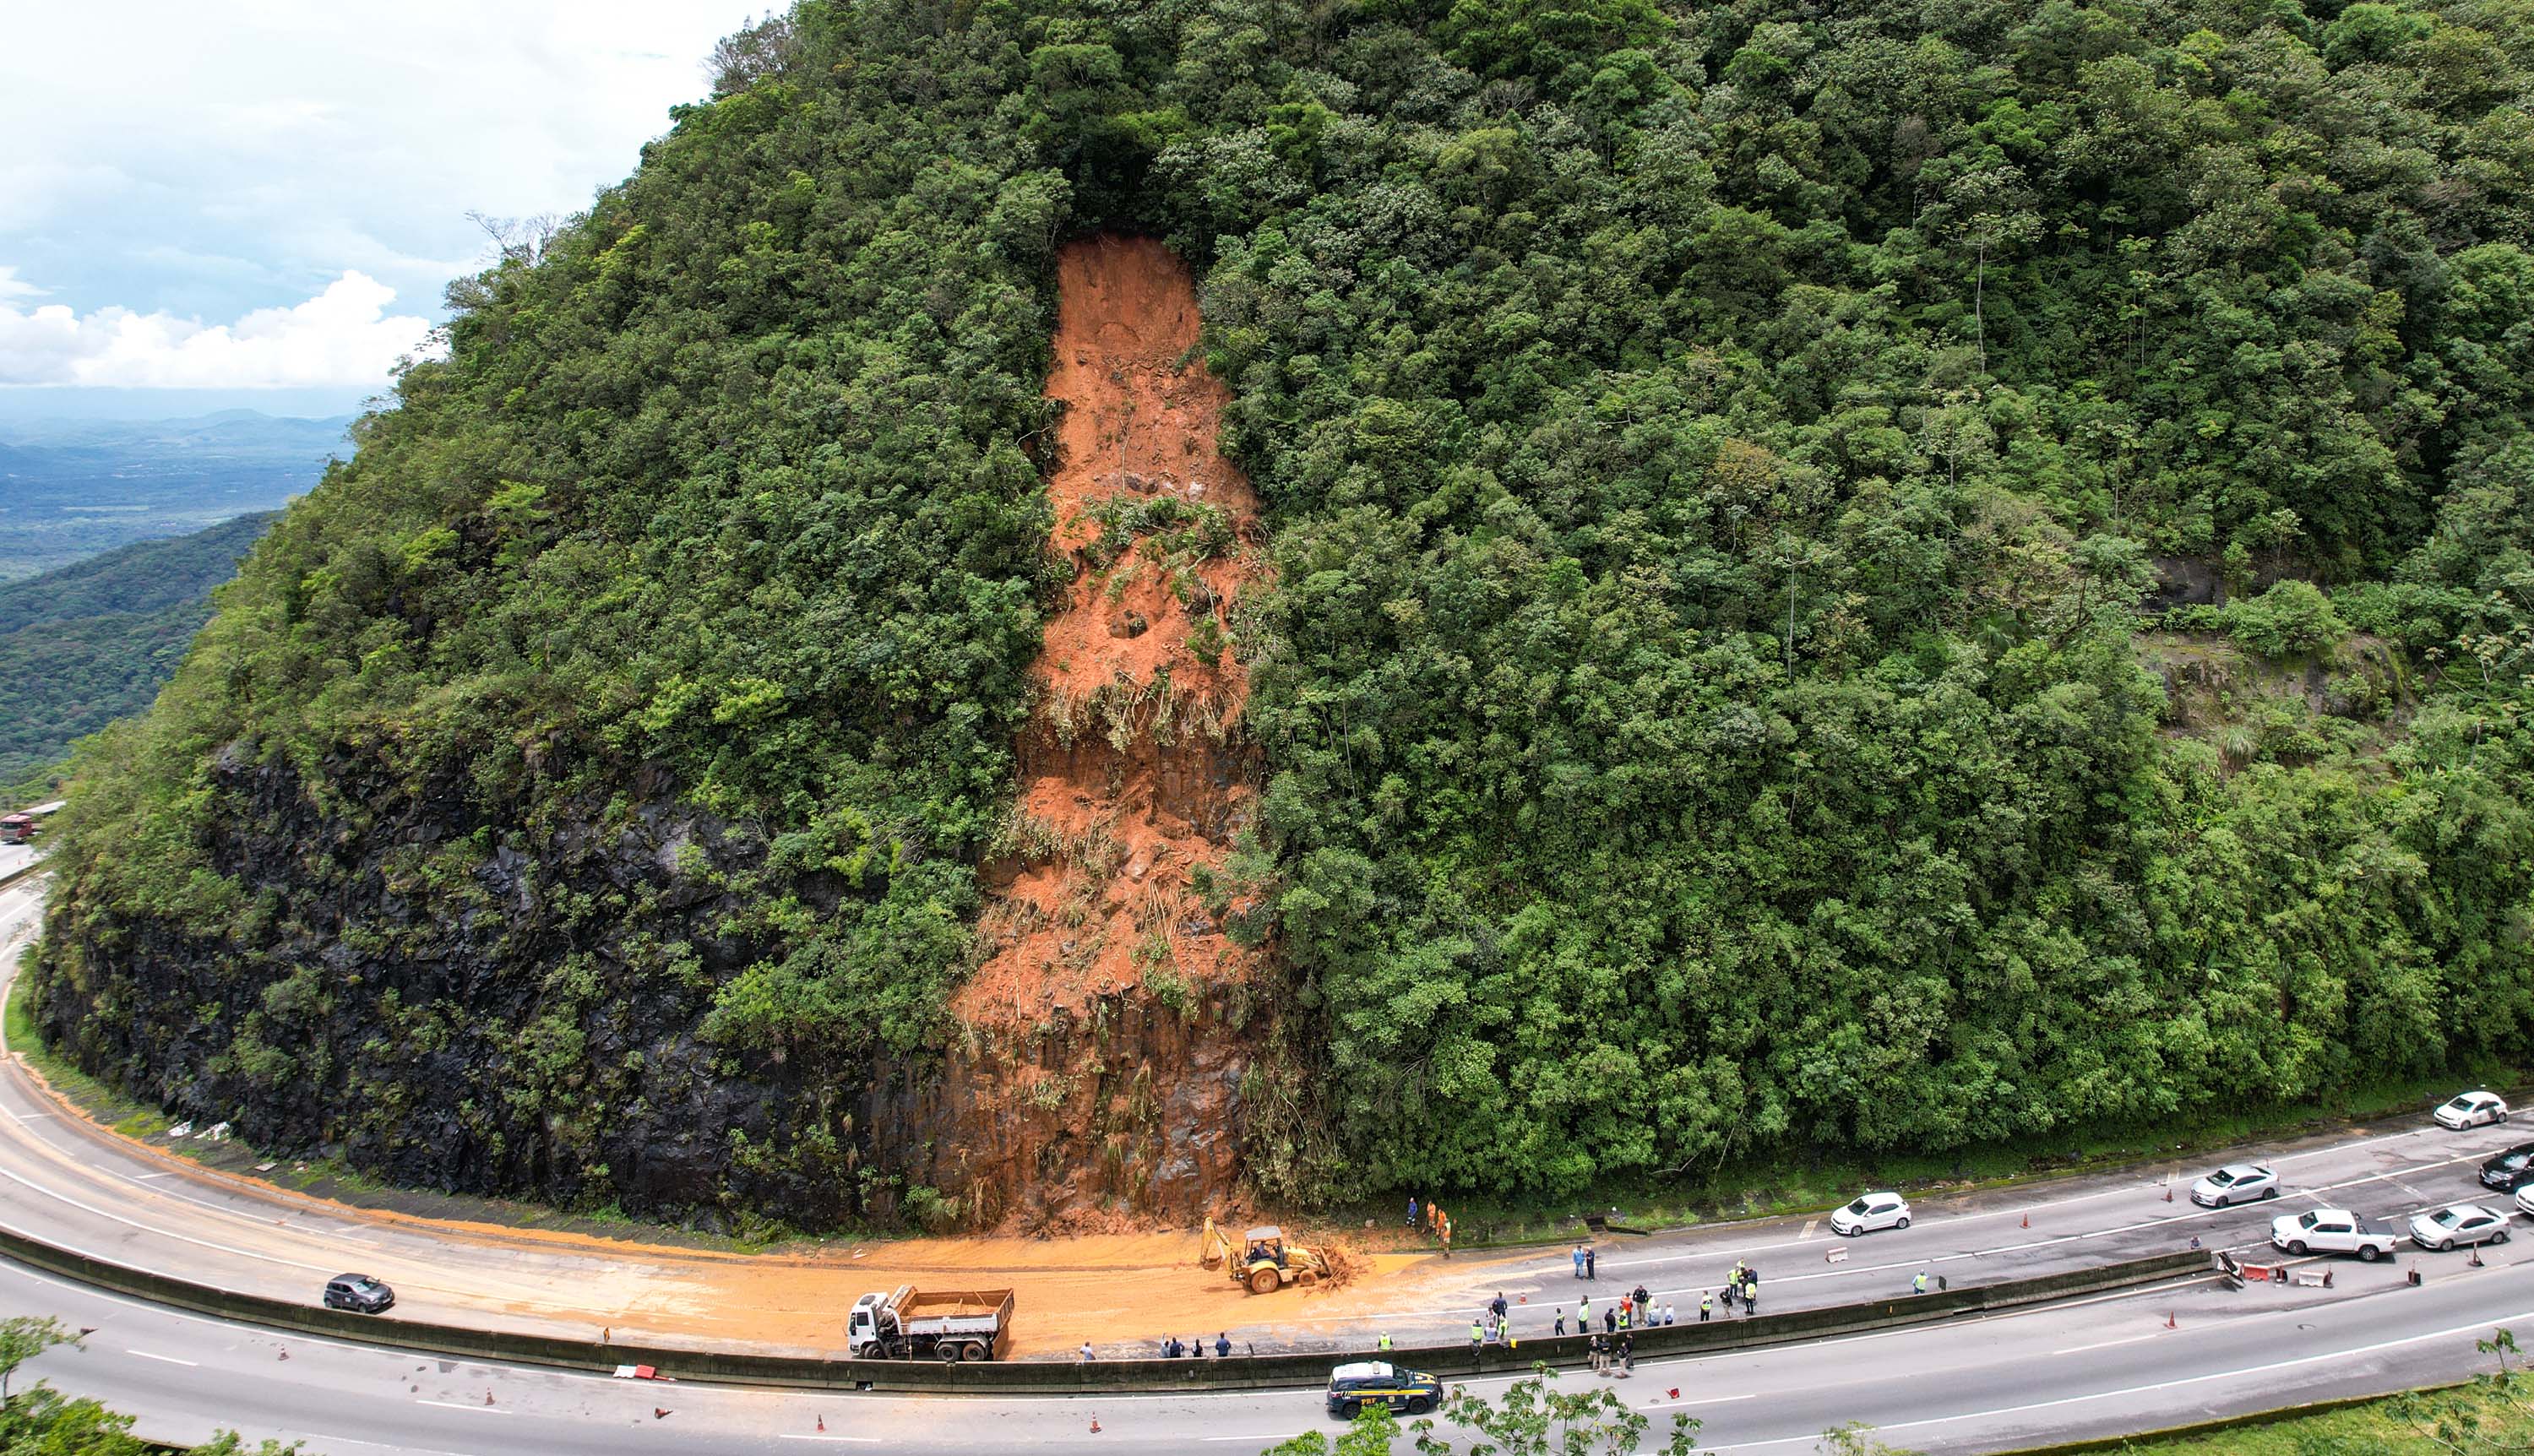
[1554,1307,1567,1336]
[1585,1245,1597,1279]
[1580,1292,1592,1328]
[1700,1291,1713,1322]
[1216,1333,1231,1359]
[1471,1317,1484,1351]
[1079,1340,1094,1363]
[1619,1334,1634,1377]
[1573,1241,1586,1279]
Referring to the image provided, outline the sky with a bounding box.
[0,1,772,420]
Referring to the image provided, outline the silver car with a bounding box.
[2189,1163,2279,1208]
[2409,1203,2512,1252]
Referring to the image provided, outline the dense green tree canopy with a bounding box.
[33,0,2534,1216]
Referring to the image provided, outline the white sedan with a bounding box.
[1830,1191,1911,1236]
[2437,1091,2511,1130]
[2410,1203,2513,1252]
[2190,1163,2280,1208]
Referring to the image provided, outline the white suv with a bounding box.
[1830,1191,1911,1236]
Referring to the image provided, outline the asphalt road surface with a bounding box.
[3,871,2530,1449]
[6,1241,2530,1453]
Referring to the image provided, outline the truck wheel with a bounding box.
[2358,1244,2382,1262]
[937,1342,963,1362]
[1250,1269,1281,1294]
[1406,1396,1433,1415]
[960,1341,989,1363]
[2288,1241,2308,1255]
[1297,1270,1320,1287]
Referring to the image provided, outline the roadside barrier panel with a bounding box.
[0,1221,2206,1395]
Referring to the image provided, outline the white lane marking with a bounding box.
[777,1435,881,1443]
[122,1347,198,1366]
[302,1436,479,1456]
[133,1173,173,1182]
[1649,1392,1756,1408]
[1798,1220,1817,1240]
[0,1164,336,1274]
[415,1399,512,1415]
[2049,1331,2164,1355]
[302,1434,479,1456]
[9,1114,53,1122]
[0,1260,633,1384]
[1698,1300,2534,1453]
[1586,1123,2499,1277]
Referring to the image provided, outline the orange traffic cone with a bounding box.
[2163,1187,2174,1203]
[2164,1312,2177,1330]
[817,1416,826,1432]
[2020,1214,2029,1229]
[1090,1415,1104,1433]
[484,1391,496,1406]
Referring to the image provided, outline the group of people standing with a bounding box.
[1408,1195,1455,1256]
[1703,1260,1760,1319]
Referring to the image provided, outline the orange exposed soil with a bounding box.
[960,234,1269,1024]
[866,238,1275,1234]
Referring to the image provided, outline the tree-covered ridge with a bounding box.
[1182,0,2534,1191]
[31,0,2534,1221]
[0,512,276,791]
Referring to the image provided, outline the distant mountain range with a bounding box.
[0,511,279,794]
[0,410,350,579]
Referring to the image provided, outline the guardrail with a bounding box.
[0,1217,2210,1394]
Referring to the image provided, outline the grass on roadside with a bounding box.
[2055,1362,2534,1453]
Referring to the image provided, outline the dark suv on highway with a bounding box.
[1328,1360,1442,1420]
[322,1274,394,1314]
[2480,1143,2534,1193]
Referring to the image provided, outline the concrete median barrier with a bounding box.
[0,1220,2209,1394]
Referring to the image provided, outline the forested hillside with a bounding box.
[0,513,276,792]
[30,0,2534,1225]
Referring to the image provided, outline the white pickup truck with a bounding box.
[2270,1207,2402,1261]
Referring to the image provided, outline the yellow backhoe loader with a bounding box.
[1200,1218,1330,1293]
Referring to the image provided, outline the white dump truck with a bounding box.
[845,1285,1015,1361]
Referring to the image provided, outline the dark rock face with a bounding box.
[2150,556,2227,609]
[33,742,871,1231]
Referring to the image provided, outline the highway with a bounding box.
[6,1233,2529,1453]
[0,868,2527,1449]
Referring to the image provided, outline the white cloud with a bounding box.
[0,268,41,304]
[0,271,437,389]
[0,1,765,334]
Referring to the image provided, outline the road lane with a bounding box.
[5,872,2531,1365]
[3,1233,2523,1453]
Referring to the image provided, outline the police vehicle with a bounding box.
[1326,1360,1443,1419]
